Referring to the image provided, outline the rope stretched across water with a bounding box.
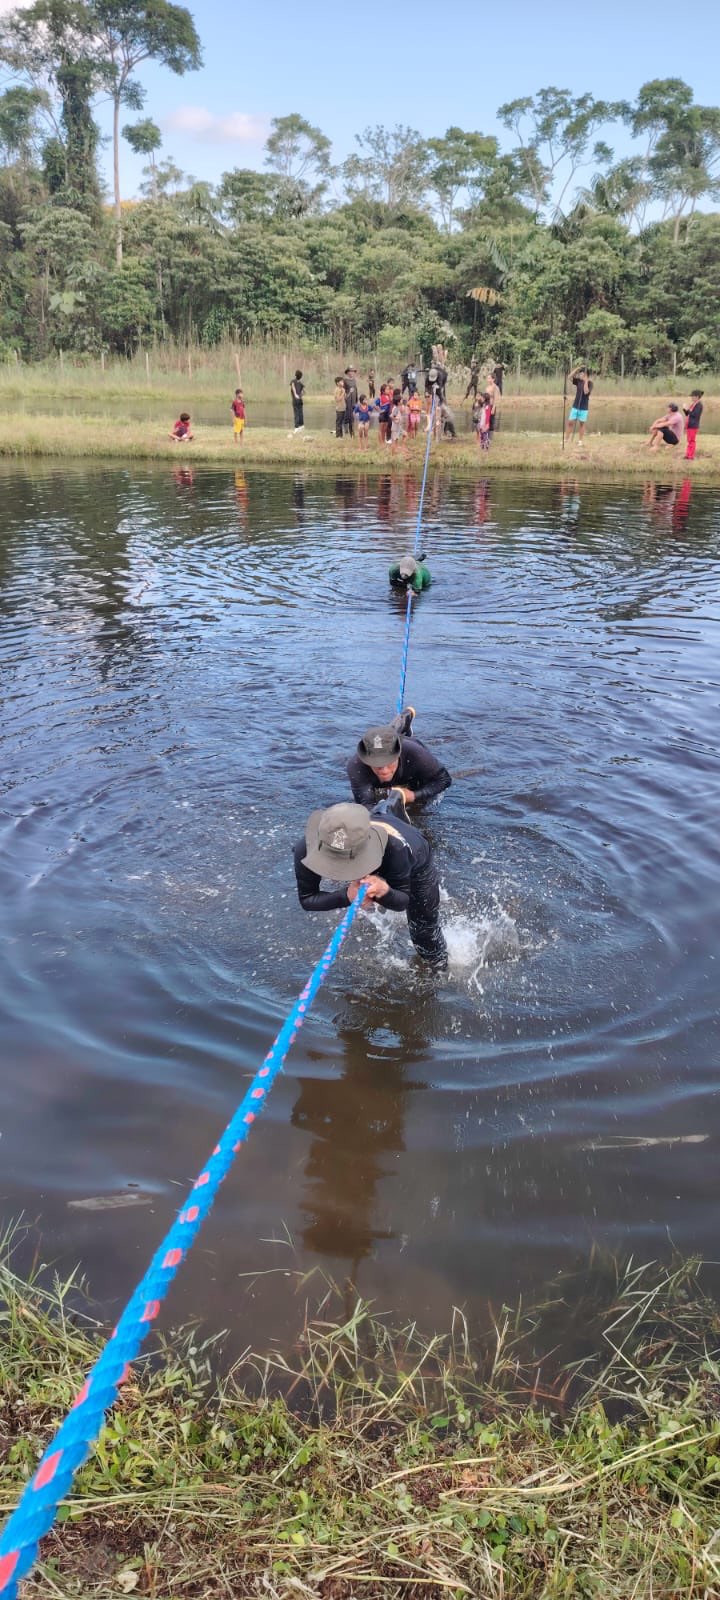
[396,396,435,715]
[0,393,436,1599]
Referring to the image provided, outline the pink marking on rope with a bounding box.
[251,1088,264,1100]
[195,1172,210,1188]
[0,1552,19,1588]
[258,1067,270,1078]
[185,1205,199,1222]
[34,1452,62,1492]
[244,1112,256,1124]
[72,1380,90,1410]
[162,1249,183,1269]
[213,1145,221,1155]
[141,1300,160,1324]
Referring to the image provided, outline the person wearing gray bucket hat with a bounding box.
[389,554,431,595]
[293,797,447,966]
[347,718,451,811]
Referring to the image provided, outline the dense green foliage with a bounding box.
[1,7,719,372]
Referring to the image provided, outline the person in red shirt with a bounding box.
[169,412,193,442]
[231,389,246,445]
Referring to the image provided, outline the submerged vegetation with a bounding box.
[1,1247,719,1597]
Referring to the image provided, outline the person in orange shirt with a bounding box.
[407,391,423,437]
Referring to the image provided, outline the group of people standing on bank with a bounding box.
[293,557,450,970]
[564,364,705,460]
[170,359,706,462]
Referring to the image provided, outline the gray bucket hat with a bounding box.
[357,725,402,768]
[398,556,417,578]
[303,803,384,882]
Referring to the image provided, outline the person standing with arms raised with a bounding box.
[565,365,593,444]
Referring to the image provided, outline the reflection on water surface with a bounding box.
[1,463,719,1354]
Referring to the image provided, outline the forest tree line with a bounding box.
[1,1,720,372]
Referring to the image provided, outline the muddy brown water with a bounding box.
[1,463,719,1355]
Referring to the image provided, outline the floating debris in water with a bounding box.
[584,1134,709,1151]
[68,1192,154,1211]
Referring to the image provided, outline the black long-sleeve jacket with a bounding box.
[293,816,432,914]
[346,738,451,810]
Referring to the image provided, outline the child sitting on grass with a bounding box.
[170,412,193,442]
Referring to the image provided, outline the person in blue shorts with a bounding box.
[565,365,593,443]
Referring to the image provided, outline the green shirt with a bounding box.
[389,562,431,595]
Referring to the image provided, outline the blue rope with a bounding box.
[395,395,435,718]
[0,390,438,1597]
[0,889,366,1597]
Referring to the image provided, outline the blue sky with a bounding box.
[87,0,720,200]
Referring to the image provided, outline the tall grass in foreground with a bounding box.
[0,341,715,404]
[1,1241,719,1598]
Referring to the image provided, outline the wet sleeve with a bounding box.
[374,838,411,913]
[293,840,349,912]
[347,756,379,809]
[408,746,451,805]
[389,564,401,584]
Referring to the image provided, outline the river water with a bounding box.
[1,463,719,1354]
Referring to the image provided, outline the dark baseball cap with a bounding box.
[357,726,402,768]
[303,803,384,881]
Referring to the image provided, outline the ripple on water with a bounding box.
[1,464,720,1344]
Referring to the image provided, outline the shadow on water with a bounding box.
[1,462,720,1356]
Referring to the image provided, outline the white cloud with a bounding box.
[163,106,267,145]
[0,0,32,10]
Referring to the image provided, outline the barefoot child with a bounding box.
[390,390,409,456]
[170,412,193,442]
[477,392,492,451]
[354,394,372,449]
[408,390,422,437]
[231,389,246,444]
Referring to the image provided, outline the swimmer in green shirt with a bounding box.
[389,555,431,594]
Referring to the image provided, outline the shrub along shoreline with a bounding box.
[1,1251,719,1598]
[0,414,718,481]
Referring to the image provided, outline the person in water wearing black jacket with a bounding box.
[347,716,451,811]
[293,797,448,966]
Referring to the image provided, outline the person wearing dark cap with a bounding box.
[389,554,431,594]
[348,721,451,811]
[293,799,448,967]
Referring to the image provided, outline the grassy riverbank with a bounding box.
[1,413,719,481]
[2,1250,719,1598]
